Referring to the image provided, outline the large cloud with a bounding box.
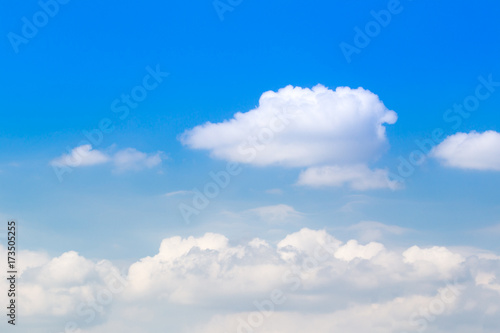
[431,130,500,171]
[2,227,499,332]
[181,85,397,168]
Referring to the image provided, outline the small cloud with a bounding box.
[112,148,163,172]
[50,144,110,168]
[244,204,303,223]
[297,164,401,190]
[50,145,164,172]
[347,221,411,242]
[431,130,500,171]
[164,190,194,197]
[475,223,500,235]
[265,188,283,195]
[337,195,371,213]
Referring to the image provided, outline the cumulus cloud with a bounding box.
[334,240,385,262]
[0,248,127,319]
[50,145,110,167]
[2,228,500,332]
[296,164,400,190]
[181,85,397,167]
[180,85,399,191]
[431,130,500,171]
[50,145,163,172]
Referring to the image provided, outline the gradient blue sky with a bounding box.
[1,0,500,262]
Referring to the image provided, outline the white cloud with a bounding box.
[193,293,459,333]
[431,130,500,171]
[2,228,500,332]
[112,148,163,172]
[297,164,400,190]
[334,240,385,262]
[37,251,96,287]
[50,145,163,172]
[181,85,397,168]
[403,246,465,279]
[50,144,110,167]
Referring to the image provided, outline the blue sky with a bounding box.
[1,1,500,332]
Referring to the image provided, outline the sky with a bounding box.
[1,0,500,332]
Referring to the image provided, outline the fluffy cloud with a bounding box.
[50,145,163,172]
[0,248,126,320]
[334,240,385,262]
[431,131,500,171]
[296,164,400,190]
[181,85,397,167]
[51,144,110,167]
[403,246,465,279]
[2,227,499,332]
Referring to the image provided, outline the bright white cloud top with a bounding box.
[431,130,500,171]
[2,228,499,332]
[181,85,397,167]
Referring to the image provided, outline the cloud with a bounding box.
[3,228,500,332]
[403,246,465,279]
[346,221,411,242]
[181,85,397,167]
[244,204,303,223]
[50,144,110,167]
[334,240,385,262]
[192,289,469,333]
[50,145,163,172]
[164,190,194,197]
[476,223,500,235]
[297,164,400,190]
[431,130,500,171]
[112,148,163,172]
[265,188,283,195]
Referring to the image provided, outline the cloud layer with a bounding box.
[431,130,500,171]
[2,227,499,332]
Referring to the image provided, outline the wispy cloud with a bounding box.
[50,145,164,172]
[244,204,303,223]
[297,164,400,190]
[164,190,194,197]
[265,188,284,195]
[112,148,163,172]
